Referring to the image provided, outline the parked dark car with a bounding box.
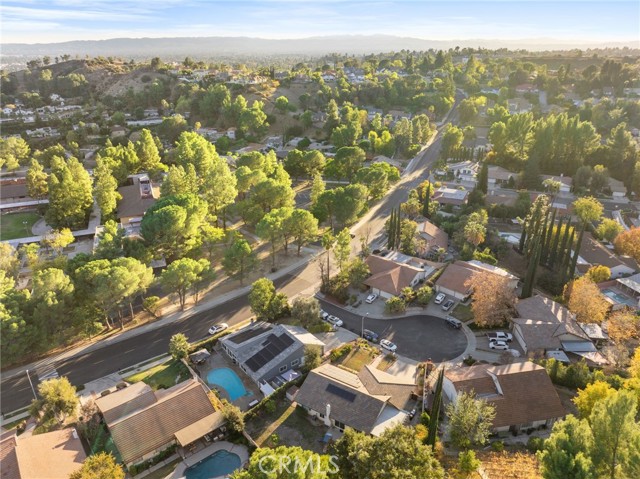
[444,316,462,329]
[362,329,380,343]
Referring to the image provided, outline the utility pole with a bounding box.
[26,370,37,400]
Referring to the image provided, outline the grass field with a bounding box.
[339,346,379,372]
[0,212,40,240]
[124,359,191,390]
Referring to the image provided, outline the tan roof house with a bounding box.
[442,361,565,434]
[576,233,638,279]
[434,260,518,301]
[295,364,415,436]
[363,255,425,299]
[95,379,225,466]
[417,220,449,252]
[513,295,605,365]
[0,428,86,479]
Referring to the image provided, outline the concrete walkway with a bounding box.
[2,250,318,382]
[167,441,249,479]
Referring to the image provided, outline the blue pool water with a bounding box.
[206,368,249,401]
[185,450,241,479]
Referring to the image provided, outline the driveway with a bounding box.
[318,299,467,362]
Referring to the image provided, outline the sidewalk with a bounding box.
[2,249,319,381]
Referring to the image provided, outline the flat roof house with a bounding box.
[220,323,324,395]
[116,174,159,227]
[95,380,225,467]
[0,428,86,479]
[295,364,416,436]
[442,362,565,435]
[432,187,469,208]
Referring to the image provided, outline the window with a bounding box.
[291,358,300,368]
[279,364,288,373]
[334,420,346,431]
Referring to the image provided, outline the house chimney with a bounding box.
[324,403,331,427]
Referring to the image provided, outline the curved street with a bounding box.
[318,299,468,362]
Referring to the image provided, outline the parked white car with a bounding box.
[489,340,509,350]
[325,315,343,327]
[486,331,513,342]
[365,293,379,304]
[380,339,397,352]
[208,323,229,335]
[434,293,446,304]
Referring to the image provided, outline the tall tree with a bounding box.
[248,278,289,322]
[26,158,48,200]
[538,416,595,479]
[160,258,210,310]
[29,377,78,424]
[93,157,122,218]
[135,129,164,174]
[446,391,496,450]
[169,333,190,360]
[46,157,93,229]
[285,209,319,255]
[333,228,352,271]
[69,452,125,479]
[222,236,257,285]
[427,369,444,449]
[466,272,516,326]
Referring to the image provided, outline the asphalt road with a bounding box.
[1,96,464,413]
[1,268,315,412]
[318,300,467,362]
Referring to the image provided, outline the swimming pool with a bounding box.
[185,450,241,479]
[206,368,249,401]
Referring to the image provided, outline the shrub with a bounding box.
[491,440,504,452]
[527,436,544,452]
[264,399,276,414]
[330,344,352,362]
[385,296,406,313]
[463,355,477,366]
[458,450,480,475]
[416,285,434,305]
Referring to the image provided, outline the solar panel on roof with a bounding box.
[326,383,356,402]
[244,333,295,372]
[228,323,272,344]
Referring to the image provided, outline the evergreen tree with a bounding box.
[548,215,565,267]
[477,162,488,194]
[423,183,431,218]
[522,235,541,298]
[427,369,444,449]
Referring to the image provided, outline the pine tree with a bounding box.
[387,209,396,249]
[518,219,527,254]
[477,162,488,194]
[560,228,575,285]
[569,225,585,280]
[427,369,444,449]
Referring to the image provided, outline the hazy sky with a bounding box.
[2,0,639,44]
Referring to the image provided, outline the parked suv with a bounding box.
[444,316,462,329]
[362,329,379,342]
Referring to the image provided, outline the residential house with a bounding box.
[110,125,128,139]
[608,178,627,198]
[434,260,518,301]
[576,233,638,279]
[295,363,416,436]
[363,255,426,299]
[225,128,236,140]
[599,274,640,310]
[220,323,324,395]
[116,174,159,228]
[540,174,572,195]
[512,295,606,365]
[515,83,539,94]
[487,166,517,187]
[0,428,86,479]
[416,220,449,253]
[0,177,32,205]
[95,380,225,467]
[441,362,565,435]
[447,160,479,185]
[508,97,533,114]
[432,187,469,208]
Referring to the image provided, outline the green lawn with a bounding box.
[451,303,474,322]
[339,347,378,372]
[0,212,40,240]
[124,359,191,390]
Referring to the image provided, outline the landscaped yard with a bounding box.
[451,303,474,322]
[245,397,325,453]
[0,212,40,240]
[339,345,379,372]
[377,354,397,371]
[124,359,191,390]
